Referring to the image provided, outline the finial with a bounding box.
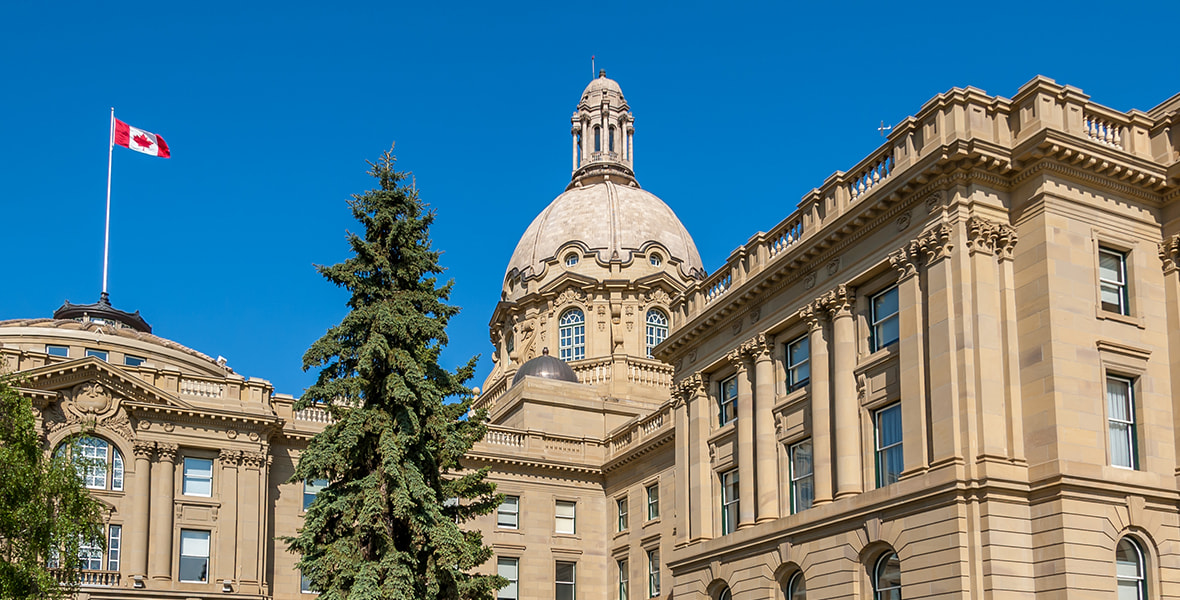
[542,347,550,355]
[599,69,606,78]
[99,291,110,305]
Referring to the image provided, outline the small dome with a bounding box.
[582,70,623,102]
[512,349,580,386]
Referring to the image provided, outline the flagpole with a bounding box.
[102,107,114,304]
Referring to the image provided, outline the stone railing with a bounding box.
[586,150,622,163]
[571,357,613,385]
[293,405,334,425]
[606,402,673,460]
[472,425,605,466]
[179,376,226,399]
[51,569,121,587]
[472,376,509,414]
[625,357,674,389]
[670,77,1174,325]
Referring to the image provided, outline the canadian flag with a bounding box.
[114,118,170,158]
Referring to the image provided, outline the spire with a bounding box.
[569,70,637,189]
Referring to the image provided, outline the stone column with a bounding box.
[926,214,964,467]
[672,388,690,547]
[890,239,930,477]
[1160,235,1180,473]
[685,374,713,542]
[571,125,579,172]
[127,441,154,580]
[732,350,756,529]
[802,303,833,505]
[749,335,779,522]
[148,443,177,581]
[963,218,1010,463]
[827,285,862,498]
[994,222,1024,462]
[237,451,266,587]
[215,450,240,584]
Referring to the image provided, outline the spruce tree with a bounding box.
[287,147,502,600]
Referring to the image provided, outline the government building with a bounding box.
[4,72,1180,599]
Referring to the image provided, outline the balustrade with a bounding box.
[179,377,226,398]
[1084,112,1125,149]
[847,153,893,202]
[50,569,121,587]
[293,405,334,424]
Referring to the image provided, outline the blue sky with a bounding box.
[2,1,1177,397]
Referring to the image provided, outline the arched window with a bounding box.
[645,309,669,358]
[609,125,616,152]
[594,126,602,152]
[1117,538,1147,599]
[787,571,806,599]
[565,253,579,267]
[57,436,124,491]
[559,309,586,361]
[873,552,901,600]
[717,586,732,600]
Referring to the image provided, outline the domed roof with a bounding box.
[506,180,704,281]
[512,350,579,386]
[582,70,623,101]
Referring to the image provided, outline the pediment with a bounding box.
[17,356,195,411]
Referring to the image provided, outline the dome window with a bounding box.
[650,253,662,266]
[565,253,579,267]
[594,126,602,152]
[559,309,586,362]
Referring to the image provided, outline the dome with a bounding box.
[581,70,623,101]
[505,180,704,281]
[512,350,579,386]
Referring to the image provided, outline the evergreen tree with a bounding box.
[0,376,105,600]
[287,147,503,600]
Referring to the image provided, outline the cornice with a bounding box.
[602,428,675,473]
[464,452,603,477]
[124,401,280,431]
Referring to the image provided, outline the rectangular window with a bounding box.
[303,479,328,511]
[182,457,213,497]
[301,571,317,594]
[78,536,103,570]
[85,348,109,362]
[1099,247,1130,315]
[789,439,814,513]
[106,525,121,571]
[875,404,904,487]
[498,495,519,529]
[498,557,519,600]
[647,549,660,597]
[720,469,739,535]
[556,561,577,600]
[123,354,146,367]
[870,286,900,351]
[646,484,660,520]
[786,336,810,391]
[718,376,738,426]
[555,500,576,535]
[179,529,210,583]
[46,345,69,357]
[617,496,629,532]
[618,559,629,600]
[1108,376,1138,469]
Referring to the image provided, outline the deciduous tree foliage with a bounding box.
[0,377,105,600]
[287,147,503,600]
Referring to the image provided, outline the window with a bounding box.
[870,286,899,352]
[46,344,69,357]
[875,404,903,487]
[609,125,617,152]
[559,309,586,362]
[647,549,660,597]
[787,571,806,600]
[786,336,810,392]
[555,500,576,534]
[183,457,214,497]
[301,570,317,594]
[1117,538,1147,600]
[1099,247,1130,315]
[618,559,629,600]
[179,529,210,583]
[718,376,738,426]
[645,309,669,358]
[873,552,901,600]
[60,436,124,491]
[789,439,814,513]
[1108,376,1138,469]
[303,478,328,511]
[617,497,629,531]
[720,469,739,535]
[718,587,732,600]
[556,561,577,600]
[594,126,602,152]
[646,484,659,520]
[650,253,662,266]
[498,557,519,600]
[85,348,109,361]
[124,354,145,367]
[498,495,519,529]
[78,536,103,571]
[107,525,121,571]
[565,253,579,267]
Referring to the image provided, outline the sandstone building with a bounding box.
[3,73,1180,600]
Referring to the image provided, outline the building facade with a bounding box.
[4,73,1180,600]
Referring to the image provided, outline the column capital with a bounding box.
[155,443,178,463]
[241,451,267,469]
[727,348,752,373]
[889,247,919,282]
[823,284,856,319]
[741,333,773,362]
[916,222,954,264]
[1160,234,1180,275]
[800,301,828,331]
[966,217,1016,261]
[132,440,156,459]
[219,449,242,466]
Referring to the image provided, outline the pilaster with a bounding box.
[730,349,756,529]
[672,388,690,547]
[127,441,154,581]
[237,451,266,589]
[966,217,1017,463]
[1159,235,1180,476]
[216,449,241,585]
[802,303,833,506]
[825,285,861,498]
[684,373,713,542]
[744,333,779,523]
[148,442,176,581]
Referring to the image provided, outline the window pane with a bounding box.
[875,552,901,595]
[179,530,210,583]
[183,458,214,496]
[1099,251,1124,283]
[1107,379,1131,421]
[498,557,519,600]
[85,349,109,361]
[304,478,328,511]
[107,525,121,571]
[124,355,145,367]
[46,345,69,357]
[77,437,109,489]
[879,405,902,447]
[498,496,519,528]
[874,287,899,318]
[788,573,806,600]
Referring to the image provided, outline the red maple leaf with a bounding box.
[132,133,154,149]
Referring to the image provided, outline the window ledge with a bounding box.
[1096,308,1146,329]
[856,343,898,373]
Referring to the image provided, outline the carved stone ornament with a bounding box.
[889,247,918,281]
[226,429,239,439]
[241,451,267,469]
[749,306,761,323]
[555,287,587,307]
[823,285,856,318]
[626,321,634,332]
[625,305,634,316]
[62,381,117,421]
[219,449,242,465]
[916,223,953,264]
[156,443,178,463]
[596,305,607,316]
[896,211,911,231]
[1160,234,1180,275]
[731,321,742,336]
[132,440,156,459]
[966,216,1017,261]
[646,288,672,305]
[741,333,772,360]
[163,422,175,433]
[826,258,841,277]
[800,303,824,331]
[925,191,944,214]
[688,350,698,364]
[803,271,817,290]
